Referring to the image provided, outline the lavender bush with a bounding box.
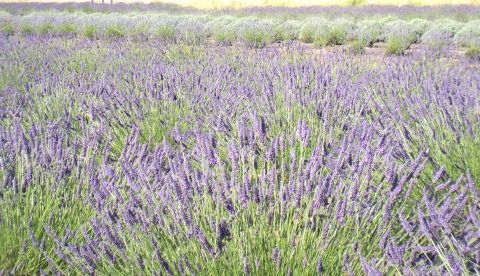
[383,20,417,55]
[455,20,480,47]
[2,5,480,50]
[354,17,394,46]
[0,5,479,276]
[272,20,302,42]
[421,19,465,51]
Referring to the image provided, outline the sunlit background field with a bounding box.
[0,0,479,8]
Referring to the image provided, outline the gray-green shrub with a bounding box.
[421,19,464,48]
[207,16,237,45]
[382,20,416,44]
[313,18,355,47]
[454,20,480,47]
[299,18,328,43]
[273,20,302,42]
[355,17,395,46]
[385,36,410,55]
[234,18,273,48]
[408,18,431,42]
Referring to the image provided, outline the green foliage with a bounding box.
[454,20,480,47]
[20,23,34,35]
[64,7,75,14]
[349,39,367,54]
[349,0,365,5]
[177,16,209,45]
[299,19,326,43]
[37,22,53,35]
[453,11,469,22]
[105,25,125,38]
[80,194,386,275]
[314,25,348,47]
[56,22,77,36]
[213,27,236,45]
[0,22,14,36]
[399,117,480,184]
[465,45,480,61]
[272,20,301,42]
[206,15,237,44]
[83,24,97,39]
[385,36,410,55]
[234,18,273,48]
[422,19,465,48]
[383,20,417,44]
[155,24,176,41]
[81,6,96,14]
[408,18,431,42]
[311,18,354,47]
[243,28,270,48]
[356,17,395,46]
[0,10,11,17]
[163,44,205,62]
[0,176,93,274]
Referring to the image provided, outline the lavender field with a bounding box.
[1,3,480,275]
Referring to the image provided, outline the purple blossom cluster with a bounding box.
[0,35,479,274]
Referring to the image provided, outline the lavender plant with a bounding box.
[1,6,480,51]
[0,7,479,276]
[272,20,302,42]
[455,20,480,47]
[421,19,465,52]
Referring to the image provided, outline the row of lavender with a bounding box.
[0,36,479,274]
[2,3,480,20]
[1,9,480,52]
